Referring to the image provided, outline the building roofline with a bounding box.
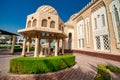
[0,29,18,36]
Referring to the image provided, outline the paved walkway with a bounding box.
[0,53,120,80]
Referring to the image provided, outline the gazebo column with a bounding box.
[39,49,43,57]
[39,39,44,57]
[55,39,59,56]
[34,36,39,57]
[11,35,16,54]
[62,38,65,55]
[38,38,41,53]
[27,37,31,53]
[21,36,27,56]
[48,39,51,55]
[44,48,47,56]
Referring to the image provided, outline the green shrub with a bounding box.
[94,64,111,80]
[14,47,34,52]
[10,55,75,74]
[7,45,11,49]
[0,46,7,49]
[30,47,34,51]
[14,48,22,52]
[106,65,120,73]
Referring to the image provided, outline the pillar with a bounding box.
[39,39,44,57]
[39,49,43,57]
[38,38,41,53]
[11,35,16,54]
[21,36,27,56]
[55,39,59,56]
[62,38,65,55]
[27,38,31,53]
[44,48,47,56]
[48,39,51,55]
[0,31,2,34]
[34,36,39,57]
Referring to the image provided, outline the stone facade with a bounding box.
[65,0,120,55]
[18,0,120,56]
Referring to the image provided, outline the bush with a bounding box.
[94,64,111,80]
[14,48,22,52]
[10,55,75,74]
[30,47,34,51]
[0,46,7,49]
[7,45,11,49]
[106,65,120,73]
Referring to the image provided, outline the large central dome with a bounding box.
[36,5,58,15]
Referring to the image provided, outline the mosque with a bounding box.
[18,0,120,57]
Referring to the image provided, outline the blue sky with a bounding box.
[0,0,91,34]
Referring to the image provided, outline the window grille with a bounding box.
[103,35,110,50]
[95,36,101,49]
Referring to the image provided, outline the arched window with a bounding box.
[32,19,37,27]
[41,19,47,27]
[27,21,31,28]
[114,5,120,42]
[94,18,97,29]
[59,24,61,30]
[101,14,105,26]
[62,27,64,32]
[50,21,55,28]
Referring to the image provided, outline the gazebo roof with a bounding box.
[0,29,18,36]
[18,28,67,39]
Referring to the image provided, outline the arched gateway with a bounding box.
[18,5,67,57]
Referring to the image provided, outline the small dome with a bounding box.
[36,5,58,15]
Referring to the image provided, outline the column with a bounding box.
[27,38,31,53]
[38,38,41,53]
[39,48,43,57]
[62,38,65,55]
[55,39,59,56]
[34,36,39,57]
[48,39,51,56]
[44,48,47,56]
[11,35,16,54]
[21,36,27,56]
[39,39,44,57]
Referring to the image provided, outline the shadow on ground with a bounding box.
[0,66,96,80]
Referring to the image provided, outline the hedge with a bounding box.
[10,55,75,74]
[14,47,34,52]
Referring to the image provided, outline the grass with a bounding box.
[10,54,75,74]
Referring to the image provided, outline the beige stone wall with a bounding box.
[103,0,120,55]
[65,0,120,55]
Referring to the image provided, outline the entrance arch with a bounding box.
[68,33,72,50]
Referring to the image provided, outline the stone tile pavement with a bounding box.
[0,53,120,80]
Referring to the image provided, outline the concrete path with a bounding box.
[0,53,120,80]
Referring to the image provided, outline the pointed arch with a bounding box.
[41,19,47,27]
[27,21,31,28]
[32,19,37,27]
[50,21,55,28]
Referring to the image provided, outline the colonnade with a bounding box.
[21,36,65,57]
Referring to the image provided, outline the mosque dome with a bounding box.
[36,5,58,15]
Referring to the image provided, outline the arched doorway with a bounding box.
[68,33,72,50]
